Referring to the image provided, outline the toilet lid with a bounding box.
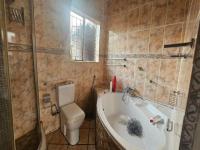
[61,103,85,122]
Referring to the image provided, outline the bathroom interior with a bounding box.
[0,0,200,150]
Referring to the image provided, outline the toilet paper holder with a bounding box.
[51,103,60,116]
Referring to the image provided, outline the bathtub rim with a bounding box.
[97,92,142,150]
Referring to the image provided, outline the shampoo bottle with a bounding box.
[112,76,117,92]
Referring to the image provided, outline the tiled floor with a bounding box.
[16,128,39,150]
[47,119,96,150]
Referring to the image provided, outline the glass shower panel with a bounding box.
[5,0,39,149]
[0,1,15,149]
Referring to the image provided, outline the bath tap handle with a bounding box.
[122,87,143,102]
[150,115,164,125]
[167,119,173,132]
[51,104,60,116]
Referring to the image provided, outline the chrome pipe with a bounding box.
[106,58,127,61]
[106,64,126,67]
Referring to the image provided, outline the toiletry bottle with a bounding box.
[112,76,117,92]
[110,80,112,93]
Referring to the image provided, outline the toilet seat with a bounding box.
[61,103,85,123]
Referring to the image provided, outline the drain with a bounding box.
[127,119,143,137]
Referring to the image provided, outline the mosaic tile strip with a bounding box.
[105,53,193,60]
[36,47,67,54]
[8,43,32,52]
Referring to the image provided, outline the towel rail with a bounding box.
[106,64,126,67]
[106,58,127,61]
[164,38,195,48]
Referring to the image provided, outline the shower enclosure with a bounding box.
[0,0,41,149]
[0,0,15,149]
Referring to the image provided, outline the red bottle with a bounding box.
[112,76,117,92]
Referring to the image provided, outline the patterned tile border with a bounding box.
[36,47,68,55]
[7,43,105,57]
[8,43,67,54]
[8,43,193,60]
[105,53,193,60]
[180,23,200,150]
[8,43,32,52]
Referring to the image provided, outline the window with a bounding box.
[70,11,100,62]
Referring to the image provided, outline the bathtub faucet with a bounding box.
[150,115,164,125]
[122,87,143,102]
[122,87,133,102]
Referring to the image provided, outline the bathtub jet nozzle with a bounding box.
[127,119,143,137]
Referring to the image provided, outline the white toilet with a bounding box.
[57,83,85,145]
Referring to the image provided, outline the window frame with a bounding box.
[70,9,100,63]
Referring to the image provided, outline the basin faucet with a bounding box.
[150,115,164,125]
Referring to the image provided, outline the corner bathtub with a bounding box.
[96,92,183,150]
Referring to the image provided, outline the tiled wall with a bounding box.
[34,0,106,134]
[177,0,200,109]
[6,0,37,139]
[179,0,200,149]
[104,0,199,109]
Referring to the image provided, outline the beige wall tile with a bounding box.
[155,86,170,104]
[188,0,200,22]
[139,3,152,30]
[135,81,145,96]
[164,24,184,54]
[128,8,140,32]
[159,59,179,87]
[134,59,147,81]
[128,30,150,53]
[166,0,188,24]
[144,81,156,100]
[149,27,164,53]
[128,0,145,10]
[151,0,167,27]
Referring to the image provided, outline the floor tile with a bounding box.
[46,119,96,149]
[47,129,68,145]
[78,129,89,144]
[89,129,95,144]
[90,120,95,129]
[68,145,88,150]
[81,120,90,129]
[88,145,96,150]
[48,144,68,150]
